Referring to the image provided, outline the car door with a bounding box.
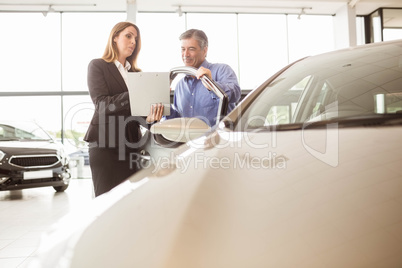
[139,66,229,169]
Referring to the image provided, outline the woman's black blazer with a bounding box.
[84,58,142,149]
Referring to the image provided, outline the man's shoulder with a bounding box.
[207,62,235,74]
[205,61,228,68]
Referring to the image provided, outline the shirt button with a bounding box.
[192,93,194,96]
[190,106,193,108]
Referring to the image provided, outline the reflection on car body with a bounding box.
[0,121,70,192]
[31,40,402,267]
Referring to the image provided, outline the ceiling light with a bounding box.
[176,6,183,17]
[297,8,306,19]
[42,5,55,17]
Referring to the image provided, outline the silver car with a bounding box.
[31,40,402,268]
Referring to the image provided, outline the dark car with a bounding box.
[0,121,71,192]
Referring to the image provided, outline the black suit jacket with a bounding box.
[84,58,143,149]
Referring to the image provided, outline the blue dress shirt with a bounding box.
[166,60,241,126]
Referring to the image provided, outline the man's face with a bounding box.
[181,37,207,68]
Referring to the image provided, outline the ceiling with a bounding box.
[0,0,402,16]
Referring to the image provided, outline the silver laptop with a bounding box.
[127,72,171,116]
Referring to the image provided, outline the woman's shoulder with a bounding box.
[88,58,115,72]
[89,58,108,66]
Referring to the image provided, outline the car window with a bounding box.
[0,122,52,141]
[237,42,402,131]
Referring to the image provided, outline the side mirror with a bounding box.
[150,118,211,143]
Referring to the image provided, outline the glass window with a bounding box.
[0,96,61,136]
[375,93,402,114]
[370,10,383,43]
[63,95,94,152]
[237,41,402,130]
[384,29,402,41]
[383,9,402,41]
[0,13,61,92]
[356,16,366,45]
[238,14,288,89]
[0,121,52,141]
[0,11,351,142]
[287,15,335,62]
[137,13,185,71]
[62,12,126,91]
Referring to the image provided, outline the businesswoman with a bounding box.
[84,21,162,197]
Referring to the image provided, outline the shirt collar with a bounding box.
[114,60,131,71]
[199,59,209,68]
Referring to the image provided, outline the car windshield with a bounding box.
[0,121,53,141]
[238,41,402,130]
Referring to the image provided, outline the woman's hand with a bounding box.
[146,103,164,123]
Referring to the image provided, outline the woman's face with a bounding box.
[114,26,138,61]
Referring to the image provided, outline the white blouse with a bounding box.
[114,60,131,88]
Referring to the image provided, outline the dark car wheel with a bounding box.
[53,185,69,192]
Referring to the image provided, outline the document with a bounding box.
[127,72,171,116]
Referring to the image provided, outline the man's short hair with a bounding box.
[179,29,208,49]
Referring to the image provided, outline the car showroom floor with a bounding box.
[0,167,93,268]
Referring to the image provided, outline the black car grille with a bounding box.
[9,155,61,168]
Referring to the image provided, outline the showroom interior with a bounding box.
[0,0,402,267]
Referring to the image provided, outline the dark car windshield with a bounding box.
[0,122,53,141]
[237,41,402,130]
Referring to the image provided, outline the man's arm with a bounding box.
[211,64,241,105]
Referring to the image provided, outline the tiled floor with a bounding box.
[0,169,94,268]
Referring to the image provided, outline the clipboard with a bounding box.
[127,72,171,116]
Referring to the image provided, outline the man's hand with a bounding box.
[146,103,164,123]
[196,67,212,91]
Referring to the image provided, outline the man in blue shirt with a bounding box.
[166,29,241,127]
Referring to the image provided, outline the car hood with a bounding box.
[0,140,61,154]
[31,126,402,268]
